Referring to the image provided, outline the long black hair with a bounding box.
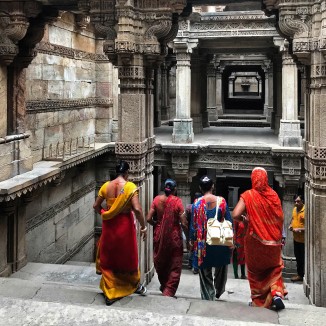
[164,178,177,196]
[116,160,129,176]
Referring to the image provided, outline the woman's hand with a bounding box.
[140,226,147,241]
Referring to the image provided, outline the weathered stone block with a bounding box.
[73,81,95,98]
[43,64,65,81]
[48,25,72,47]
[26,219,56,262]
[31,149,43,164]
[95,119,110,134]
[95,107,110,119]
[64,66,76,82]
[0,152,12,168]
[19,157,33,174]
[44,54,64,66]
[67,213,93,250]
[70,237,94,262]
[26,80,48,100]
[26,64,42,80]
[96,82,111,98]
[72,33,95,53]
[0,163,13,182]
[47,80,64,99]
[44,125,64,145]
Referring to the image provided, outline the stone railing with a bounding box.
[43,135,96,161]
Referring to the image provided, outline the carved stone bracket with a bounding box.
[277,1,312,64]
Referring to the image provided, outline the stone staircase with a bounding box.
[210,114,270,128]
[0,262,324,326]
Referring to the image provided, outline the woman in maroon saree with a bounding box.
[147,179,188,297]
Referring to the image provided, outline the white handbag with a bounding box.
[206,197,234,246]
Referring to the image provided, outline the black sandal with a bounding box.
[134,284,147,295]
[105,297,118,306]
[271,296,285,311]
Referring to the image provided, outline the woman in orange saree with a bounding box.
[93,161,147,305]
[232,167,286,310]
[147,179,188,297]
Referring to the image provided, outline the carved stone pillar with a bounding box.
[228,73,235,97]
[275,156,302,276]
[298,64,307,119]
[172,41,196,143]
[279,41,302,147]
[258,75,262,97]
[216,65,224,117]
[267,63,274,124]
[160,62,169,121]
[111,66,119,142]
[191,54,203,134]
[305,55,326,307]
[207,61,217,121]
[262,60,271,119]
[154,66,161,127]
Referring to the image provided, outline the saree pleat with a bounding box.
[241,168,286,308]
[245,235,285,307]
[153,195,183,297]
[96,181,140,300]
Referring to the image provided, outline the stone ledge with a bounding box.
[0,143,114,202]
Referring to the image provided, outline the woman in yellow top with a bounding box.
[289,195,305,282]
[93,161,147,305]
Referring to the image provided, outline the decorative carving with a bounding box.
[36,42,110,62]
[115,140,148,156]
[118,66,145,79]
[26,98,112,113]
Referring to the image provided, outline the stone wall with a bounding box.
[25,164,96,263]
[21,12,113,264]
[25,12,113,163]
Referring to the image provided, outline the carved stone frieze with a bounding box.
[118,66,145,79]
[36,41,110,62]
[115,140,148,156]
[172,153,189,170]
[282,158,302,176]
[26,98,112,113]
[176,11,278,39]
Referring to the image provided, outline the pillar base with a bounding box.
[279,120,302,147]
[192,114,203,134]
[207,106,217,121]
[172,119,194,143]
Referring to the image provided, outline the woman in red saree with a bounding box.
[147,179,188,297]
[93,161,147,305]
[232,167,286,310]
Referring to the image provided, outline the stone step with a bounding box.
[1,262,325,326]
[0,296,279,326]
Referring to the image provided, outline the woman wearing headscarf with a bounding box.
[93,160,147,305]
[232,167,286,310]
[147,179,188,297]
[190,175,233,301]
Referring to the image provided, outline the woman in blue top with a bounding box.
[189,175,233,300]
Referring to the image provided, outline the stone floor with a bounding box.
[0,262,324,325]
[155,125,280,147]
